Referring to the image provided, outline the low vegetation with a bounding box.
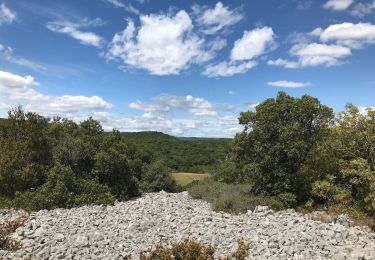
[188,178,285,214]
[0,213,28,251]
[140,238,249,260]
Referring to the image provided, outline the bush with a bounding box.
[139,160,178,193]
[11,164,115,211]
[140,238,249,260]
[188,178,285,214]
[0,213,28,251]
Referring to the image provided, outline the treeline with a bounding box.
[215,92,375,219]
[0,107,178,211]
[121,132,231,173]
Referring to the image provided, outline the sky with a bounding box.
[0,0,375,137]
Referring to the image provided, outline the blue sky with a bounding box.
[0,0,375,137]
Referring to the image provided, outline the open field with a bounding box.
[171,172,210,186]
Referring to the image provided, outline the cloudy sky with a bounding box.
[0,0,375,137]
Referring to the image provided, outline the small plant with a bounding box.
[140,238,249,260]
[0,213,28,251]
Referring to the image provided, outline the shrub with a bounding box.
[140,238,249,260]
[139,160,178,193]
[11,164,115,211]
[188,178,285,214]
[0,213,28,251]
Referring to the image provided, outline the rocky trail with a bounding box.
[1,191,375,259]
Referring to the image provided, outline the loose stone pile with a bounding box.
[1,191,375,259]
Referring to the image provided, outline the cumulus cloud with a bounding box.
[107,11,211,75]
[194,2,243,34]
[267,80,311,88]
[47,18,105,48]
[270,22,375,69]
[129,94,218,116]
[290,43,351,67]
[269,43,351,68]
[351,0,375,17]
[323,0,353,11]
[202,27,275,77]
[313,23,375,49]
[202,61,256,78]
[0,3,16,25]
[0,70,112,115]
[231,27,275,61]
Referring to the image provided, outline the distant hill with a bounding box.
[121,131,177,141]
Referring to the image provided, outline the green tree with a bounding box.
[221,92,333,204]
[0,107,52,196]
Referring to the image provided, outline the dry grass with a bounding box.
[171,172,210,187]
[0,213,29,251]
[140,238,249,260]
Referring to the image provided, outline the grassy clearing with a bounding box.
[188,178,285,214]
[171,172,209,187]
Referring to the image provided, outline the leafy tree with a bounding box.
[0,107,52,196]
[221,92,334,204]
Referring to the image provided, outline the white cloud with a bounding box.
[105,0,140,15]
[47,18,105,48]
[201,26,275,77]
[194,2,243,34]
[231,27,275,61]
[228,90,235,95]
[313,23,375,49]
[107,11,211,75]
[323,0,353,11]
[129,94,218,116]
[351,0,375,17]
[0,44,46,72]
[202,61,256,78]
[270,43,351,68]
[268,58,299,68]
[290,43,351,67]
[358,106,375,115]
[0,70,112,115]
[0,3,16,25]
[129,100,170,113]
[267,80,311,88]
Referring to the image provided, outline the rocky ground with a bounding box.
[1,191,375,259]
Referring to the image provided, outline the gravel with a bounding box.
[1,191,375,259]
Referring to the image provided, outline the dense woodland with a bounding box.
[0,91,374,225]
[121,132,231,173]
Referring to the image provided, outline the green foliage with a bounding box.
[0,107,178,210]
[140,160,178,193]
[121,132,231,173]
[0,106,52,196]
[10,164,115,211]
[220,92,333,202]
[217,94,375,224]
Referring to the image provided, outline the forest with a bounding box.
[0,91,374,227]
[121,132,231,173]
